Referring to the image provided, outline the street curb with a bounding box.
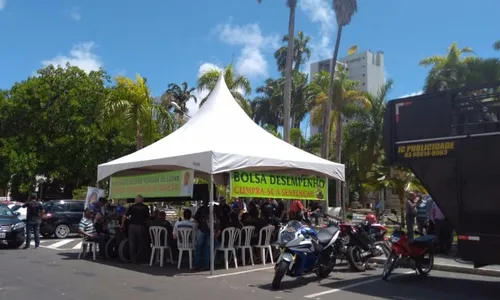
[368,257,500,278]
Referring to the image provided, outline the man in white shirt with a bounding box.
[173,209,196,239]
[181,171,193,196]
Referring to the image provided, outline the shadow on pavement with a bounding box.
[57,251,265,278]
[253,264,368,293]
[323,272,500,300]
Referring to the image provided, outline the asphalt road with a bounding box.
[0,245,499,300]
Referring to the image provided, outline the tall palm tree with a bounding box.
[343,79,394,203]
[162,82,197,114]
[419,42,475,92]
[309,68,370,159]
[106,74,173,150]
[322,0,359,161]
[274,31,312,73]
[257,0,297,143]
[494,40,500,51]
[197,64,252,116]
[253,78,282,128]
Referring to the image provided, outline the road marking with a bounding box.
[73,242,82,250]
[303,271,414,298]
[207,266,274,278]
[45,239,75,249]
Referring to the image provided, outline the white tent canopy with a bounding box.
[97,74,344,182]
[97,73,345,275]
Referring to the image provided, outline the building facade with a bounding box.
[309,50,385,136]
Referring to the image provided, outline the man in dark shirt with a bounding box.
[194,201,210,269]
[23,196,44,249]
[308,201,322,226]
[273,199,286,221]
[218,197,231,228]
[121,195,150,263]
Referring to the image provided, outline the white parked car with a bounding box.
[8,204,27,221]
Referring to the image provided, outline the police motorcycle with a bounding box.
[272,216,341,289]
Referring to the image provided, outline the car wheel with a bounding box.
[54,224,70,239]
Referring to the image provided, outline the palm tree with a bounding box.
[309,68,370,159]
[257,0,297,143]
[419,42,475,92]
[322,0,359,160]
[494,40,500,51]
[106,74,173,150]
[343,79,394,203]
[162,82,197,115]
[274,31,312,73]
[462,57,500,86]
[197,64,252,116]
[364,157,424,224]
[253,78,282,128]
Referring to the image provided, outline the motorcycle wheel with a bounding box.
[347,245,367,272]
[416,251,434,276]
[272,261,290,290]
[382,252,398,281]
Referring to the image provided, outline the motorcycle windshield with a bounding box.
[280,221,305,245]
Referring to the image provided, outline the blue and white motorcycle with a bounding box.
[272,220,341,289]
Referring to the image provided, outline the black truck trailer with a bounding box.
[383,81,500,268]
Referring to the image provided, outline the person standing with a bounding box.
[121,195,150,263]
[405,192,418,241]
[23,196,44,249]
[431,201,452,254]
[193,201,210,270]
[415,194,429,235]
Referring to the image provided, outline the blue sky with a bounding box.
[0,0,498,135]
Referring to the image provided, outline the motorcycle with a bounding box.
[382,209,437,281]
[272,220,340,289]
[343,220,390,272]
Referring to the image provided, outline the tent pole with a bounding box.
[209,175,215,275]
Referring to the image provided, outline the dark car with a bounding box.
[40,200,85,239]
[0,204,25,248]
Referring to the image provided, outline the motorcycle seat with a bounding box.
[411,235,436,245]
[317,226,338,245]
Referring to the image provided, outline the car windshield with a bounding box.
[10,205,21,211]
[0,205,15,217]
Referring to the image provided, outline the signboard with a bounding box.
[110,170,194,199]
[230,171,327,200]
[396,141,456,159]
[85,187,105,209]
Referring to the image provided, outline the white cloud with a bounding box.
[41,42,102,73]
[69,7,82,21]
[400,91,423,98]
[212,22,279,79]
[299,0,336,62]
[0,0,6,10]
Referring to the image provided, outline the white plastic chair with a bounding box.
[149,226,173,267]
[237,226,255,266]
[215,227,240,269]
[253,225,275,265]
[78,237,97,261]
[176,227,195,269]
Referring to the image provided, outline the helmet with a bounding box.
[365,213,377,224]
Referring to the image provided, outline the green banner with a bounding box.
[110,170,194,199]
[230,171,327,200]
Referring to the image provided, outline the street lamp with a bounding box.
[36,176,46,201]
[171,102,191,119]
